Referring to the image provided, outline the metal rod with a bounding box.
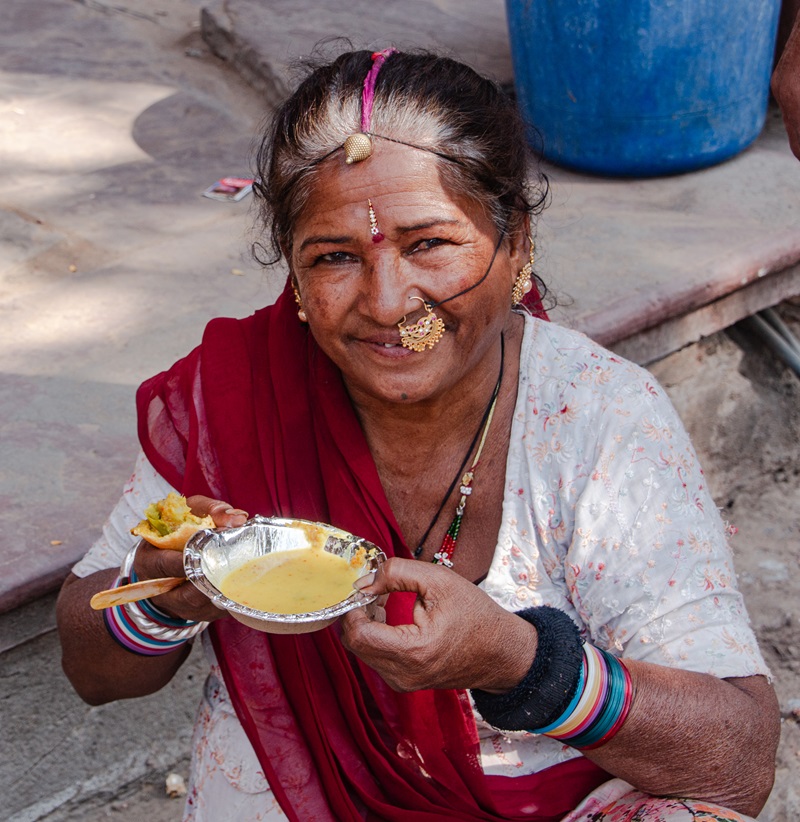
[736,313,800,379]
[760,308,800,356]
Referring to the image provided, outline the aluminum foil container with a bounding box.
[183,515,385,634]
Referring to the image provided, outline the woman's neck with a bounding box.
[349,314,524,481]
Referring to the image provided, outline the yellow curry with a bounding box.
[219,547,364,614]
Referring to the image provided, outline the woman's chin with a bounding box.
[343,359,452,406]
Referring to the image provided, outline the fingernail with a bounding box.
[354,572,376,590]
[225,508,248,517]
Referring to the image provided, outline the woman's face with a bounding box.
[289,142,525,406]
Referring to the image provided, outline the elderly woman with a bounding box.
[57,49,779,821]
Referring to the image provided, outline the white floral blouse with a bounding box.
[73,314,769,820]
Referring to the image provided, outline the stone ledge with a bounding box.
[201,0,514,108]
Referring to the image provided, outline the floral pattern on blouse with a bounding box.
[475,316,769,777]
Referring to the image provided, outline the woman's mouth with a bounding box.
[359,335,412,356]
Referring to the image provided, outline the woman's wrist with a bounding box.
[471,606,584,729]
[471,606,633,750]
[102,542,208,656]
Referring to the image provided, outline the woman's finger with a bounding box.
[135,541,185,578]
[152,583,225,623]
[186,495,249,528]
[355,556,461,601]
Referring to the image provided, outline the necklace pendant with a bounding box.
[432,551,454,568]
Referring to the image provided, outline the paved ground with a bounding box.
[1,1,799,820]
[0,0,281,612]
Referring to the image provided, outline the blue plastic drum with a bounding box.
[506,0,782,176]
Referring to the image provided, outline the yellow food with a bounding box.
[219,548,363,614]
[131,492,215,550]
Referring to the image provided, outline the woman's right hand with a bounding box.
[57,495,249,705]
[340,557,538,693]
[131,495,249,623]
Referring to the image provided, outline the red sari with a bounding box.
[137,281,608,821]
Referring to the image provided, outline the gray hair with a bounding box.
[253,50,548,265]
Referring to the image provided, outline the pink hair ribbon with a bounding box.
[360,48,398,132]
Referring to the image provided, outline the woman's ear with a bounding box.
[507,217,532,282]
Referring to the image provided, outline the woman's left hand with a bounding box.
[340,557,537,693]
[132,495,249,623]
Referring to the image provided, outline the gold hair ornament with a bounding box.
[344,133,373,164]
[398,297,445,352]
[343,49,398,164]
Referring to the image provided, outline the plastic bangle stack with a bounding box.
[103,541,207,656]
[535,642,633,750]
[471,606,633,751]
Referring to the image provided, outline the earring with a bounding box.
[368,200,384,243]
[398,297,446,352]
[292,284,308,323]
[512,241,536,305]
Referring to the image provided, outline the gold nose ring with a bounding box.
[397,297,445,352]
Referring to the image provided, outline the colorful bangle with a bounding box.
[102,543,208,657]
[536,644,633,750]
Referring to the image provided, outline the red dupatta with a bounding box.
[136,281,608,821]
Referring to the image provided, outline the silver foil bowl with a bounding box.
[183,515,385,634]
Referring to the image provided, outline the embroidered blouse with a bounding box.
[73,315,768,819]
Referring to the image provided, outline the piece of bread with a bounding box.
[131,493,215,550]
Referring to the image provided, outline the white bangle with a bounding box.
[119,541,208,644]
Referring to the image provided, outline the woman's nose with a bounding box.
[360,252,413,326]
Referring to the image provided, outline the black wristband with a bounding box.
[470,606,583,732]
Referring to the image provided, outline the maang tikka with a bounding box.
[398,297,446,352]
[512,240,536,305]
[368,200,384,243]
[343,48,398,164]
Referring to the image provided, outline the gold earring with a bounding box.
[292,284,308,323]
[512,241,536,305]
[398,297,445,352]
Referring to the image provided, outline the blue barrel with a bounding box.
[506,0,782,176]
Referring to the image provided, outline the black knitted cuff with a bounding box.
[470,606,583,732]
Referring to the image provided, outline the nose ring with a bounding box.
[398,297,445,352]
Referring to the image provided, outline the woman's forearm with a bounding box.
[582,661,779,816]
[56,571,191,705]
[343,560,779,815]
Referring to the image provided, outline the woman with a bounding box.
[57,49,779,821]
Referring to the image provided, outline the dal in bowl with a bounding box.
[183,515,385,634]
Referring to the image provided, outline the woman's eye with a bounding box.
[412,237,448,253]
[317,251,356,264]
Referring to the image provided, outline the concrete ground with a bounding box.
[1,2,275,819]
[1,1,799,820]
[0,0,281,612]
